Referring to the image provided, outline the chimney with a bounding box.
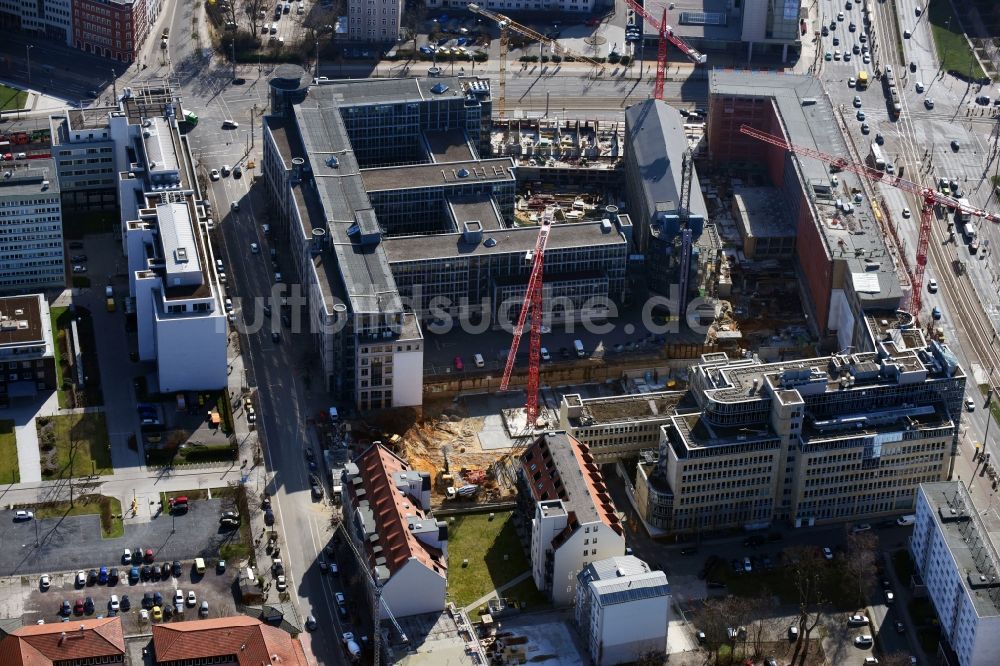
[291,157,305,182]
[311,227,327,255]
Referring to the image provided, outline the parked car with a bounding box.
[848,614,870,626]
[13,510,33,522]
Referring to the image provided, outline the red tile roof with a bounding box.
[0,617,125,666]
[152,616,308,665]
[349,444,447,577]
[520,432,623,545]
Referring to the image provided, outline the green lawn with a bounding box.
[0,420,20,484]
[500,576,550,612]
[36,412,113,479]
[49,306,69,409]
[929,0,988,81]
[146,441,237,467]
[447,512,531,607]
[33,494,123,538]
[0,84,27,111]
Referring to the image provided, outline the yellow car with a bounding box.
[152,606,163,621]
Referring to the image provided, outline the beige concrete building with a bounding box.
[558,391,685,463]
[635,319,965,534]
[347,0,401,43]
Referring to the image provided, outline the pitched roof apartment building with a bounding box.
[0,617,125,665]
[516,431,626,606]
[341,443,448,618]
[151,616,308,665]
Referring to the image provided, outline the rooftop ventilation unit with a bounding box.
[431,83,449,94]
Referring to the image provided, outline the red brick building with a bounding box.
[73,0,148,62]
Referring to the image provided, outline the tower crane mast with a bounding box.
[469,3,604,117]
[739,124,1000,316]
[499,208,554,428]
[621,0,707,100]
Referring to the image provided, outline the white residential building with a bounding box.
[911,482,1000,666]
[575,556,670,666]
[516,431,627,606]
[119,105,227,393]
[0,0,74,45]
[341,444,448,618]
[347,0,402,42]
[0,158,64,294]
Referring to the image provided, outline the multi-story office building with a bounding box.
[73,0,148,62]
[118,91,227,393]
[0,0,74,45]
[574,555,670,666]
[515,431,626,606]
[634,0,802,62]
[347,0,401,42]
[708,71,902,347]
[0,293,56,407]
[49,107,131,210]
[0,158,64,294]
[426,0,598,12]
[635,321,965,534]
[341,444,448,618]
[558,391,685,463]
[911,482,1000,666]
[262,73,630,409]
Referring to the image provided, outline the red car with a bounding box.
[586,17,601,27]
[144,548,155,563]
[453,356,464,371]
[74,599,85,615]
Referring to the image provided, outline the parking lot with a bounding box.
[2,556,240,633]
[0,500,236,577]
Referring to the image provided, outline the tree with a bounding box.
[845,530,879,606]
[745,592,782,659]
[699,596,755,663]
[785,545,830,666]
[401,3,427,58]
[243,0,268,36]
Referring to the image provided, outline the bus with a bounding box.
[868,142,886,170]
[857,70,869,90]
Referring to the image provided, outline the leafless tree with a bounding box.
[745,592,782,659]
[401,3,428,58]
[699,596,756,663]
[846,530,879,606]
[786,545,830,666]
[243,0,268,36]
[220,0,239,31]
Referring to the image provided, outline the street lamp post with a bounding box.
[25,45,33,89]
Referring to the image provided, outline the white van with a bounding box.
[474,353,485,368]
[896,514,916,526]
[574,339,585,357]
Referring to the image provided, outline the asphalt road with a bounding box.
[0,502,227,577]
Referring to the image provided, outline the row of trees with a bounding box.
[695,534,911,666]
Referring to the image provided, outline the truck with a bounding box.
[176,393,187,412]
[574,339,585,357]
[182,110,199,127]
[342,632,362,662]
[106,297,116,312]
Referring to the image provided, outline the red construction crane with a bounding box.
[622,0,707,100]
[500,208,554,428]
[740,124,1000,316]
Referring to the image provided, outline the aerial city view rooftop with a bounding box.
[0,0,999,663]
